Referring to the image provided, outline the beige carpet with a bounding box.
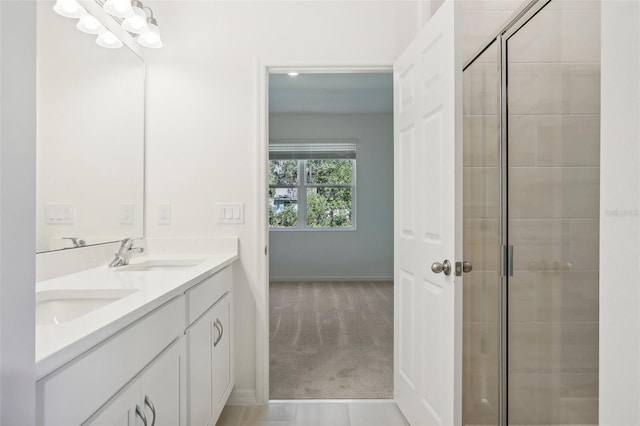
[269,281,393,399]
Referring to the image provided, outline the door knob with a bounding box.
[455,261,473,276]
[431,260,452,276]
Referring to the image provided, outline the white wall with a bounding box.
[0,1,36,424]
[269,113,393,281]
[144,0,417,402]
[599,1,640,424]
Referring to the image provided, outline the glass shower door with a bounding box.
[462,41,501,426]
[506,1,600,424]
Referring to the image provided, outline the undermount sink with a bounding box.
[36,289,138,326]
[118,259,203,272]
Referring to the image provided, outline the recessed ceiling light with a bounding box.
[288,72,299,77]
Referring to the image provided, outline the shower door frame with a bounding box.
[463,0,557,424]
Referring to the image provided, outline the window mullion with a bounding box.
[299,160,306,229]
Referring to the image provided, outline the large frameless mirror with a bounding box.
[36,1,145,253]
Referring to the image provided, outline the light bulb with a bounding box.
[103,0,134,18]
[122,2,149,35]
[53,0,86,19]
[288,72,299,77]
[96,32,123,49]
[137,18,163,48]
[77,15,107,35]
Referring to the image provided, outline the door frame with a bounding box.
[255,60,393,403]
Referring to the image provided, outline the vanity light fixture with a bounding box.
[55,0,164,49]
[136,8,163,48]
[288,72,300,77]
[77,15,107,35]
[96,31,123,49]
[53,0,86,19]
[121,1,149,35]
[102,0,134,18]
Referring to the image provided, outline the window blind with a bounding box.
[269,143,357,160]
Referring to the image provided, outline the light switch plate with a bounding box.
[46,203,76,224]
[158,203,171,225]
[216,203,244,224]
[120,203,134,225]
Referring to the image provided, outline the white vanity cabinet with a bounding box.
[37,296,186,426]
[88,340,183,426]
[186,266,234,426]
[36,260,236,426]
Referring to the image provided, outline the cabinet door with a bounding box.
[188,309,214,426]
[85,383,138,426]
[211,296,231,417]
[140,342,184,426]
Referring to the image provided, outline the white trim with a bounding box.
[227,388,259,406]
[269,399,395,404]
[269,276,394,282]
[255,58,394,404]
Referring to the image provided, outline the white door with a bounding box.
[394,1,462,425]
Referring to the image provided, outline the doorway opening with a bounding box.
[265,71,395,400]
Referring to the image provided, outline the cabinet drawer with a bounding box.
[186,266,231,325]
[36,296,184,426]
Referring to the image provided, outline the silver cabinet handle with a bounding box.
[213,320,222,347]
[135,405,148,426]
[217,318,224,341]
[144,396,156,426]
[431,259,452,276]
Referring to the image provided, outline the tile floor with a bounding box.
[215,401,408,426]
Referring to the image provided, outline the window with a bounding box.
[269,143,356,230]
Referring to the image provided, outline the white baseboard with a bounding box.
[227,388,259,405]
[269,276,393,282]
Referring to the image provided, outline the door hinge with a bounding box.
[500,245,513,277]
[265,246,268,256]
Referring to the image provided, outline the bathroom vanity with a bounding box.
[34,4,238,425]
[35,238,238,426]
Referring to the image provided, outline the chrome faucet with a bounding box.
[62,237,86,248]
[108,238,144,268]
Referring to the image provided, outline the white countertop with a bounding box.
[36,239,238,380]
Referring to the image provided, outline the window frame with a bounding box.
[269,158,357,231]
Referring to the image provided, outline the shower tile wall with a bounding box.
[462,1,525,62]
[507,1,600,425]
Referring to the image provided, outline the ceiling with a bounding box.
[269,72,393,114]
